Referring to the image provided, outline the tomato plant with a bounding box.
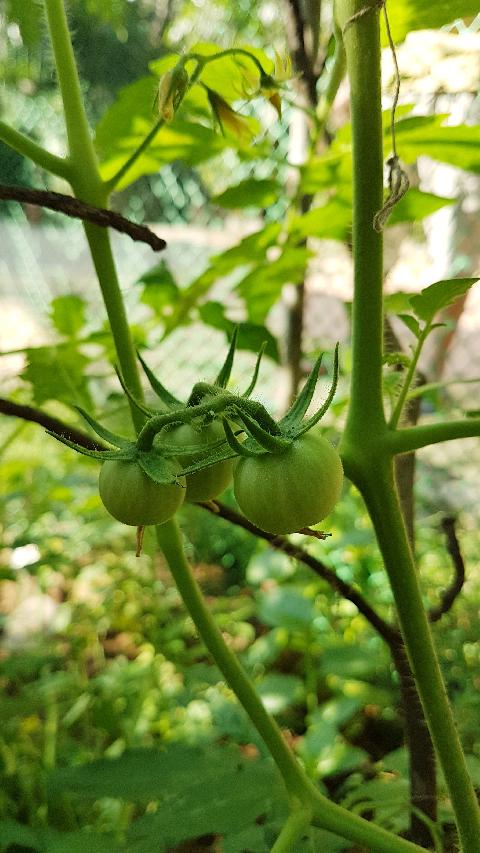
[233,431,343,534]
[159,419,233,502]
[99,459,185,526]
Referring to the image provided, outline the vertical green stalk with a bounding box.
[337,2,480,848]
[361,461,480,852]
[43,0,100,196]
[43,0,145,426]
[337,0,385,430]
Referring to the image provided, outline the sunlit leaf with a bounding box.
[50,295,87,339]
[410,278,479,323]
[384,0,480,44]
[213,178,280,209]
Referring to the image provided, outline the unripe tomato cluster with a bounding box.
[98,422,343,535]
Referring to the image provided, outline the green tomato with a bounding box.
[161,420,233,502]
[233,430,343,534]
[99,460,185,526]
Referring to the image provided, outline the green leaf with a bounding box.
[384,0,480,44]
[213,178,280,209]
[126,754,286,848]
[44,830,121,853]
[410,278,479,323]
[395,118,480,174]
[199,301,280,362]
[162,224,282,332]
[383,292,414,314]
[96,75,226,187]
[49,745,286,851]
[397,313,422,338]
[22,345,93,408]
[257,673,305,714]
[257,587,316,631]
[235,248,311,323]
[137,262,179,320]
[386,188,454,225]
[6,0,43,48]
[0,819,41,850]
[290,198,351,241]
[50,295,87,338]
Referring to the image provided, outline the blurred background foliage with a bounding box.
[1,0,480,850]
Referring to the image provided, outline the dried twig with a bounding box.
[0,184,166,252]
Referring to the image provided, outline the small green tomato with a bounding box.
[99,459,185,526]
[161,420,233,502]
[233,430,343,534]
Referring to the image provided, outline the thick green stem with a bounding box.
[156,519,308,796]
[43,0,145,427]
[156,519,424,853]
[335,1,480,848]
[0,121,72,181]
[337,0,385,429]
[44,0,101,196]
[359,459,480,853]
[82,223,145,430]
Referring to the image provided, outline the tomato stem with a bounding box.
[336,2,480,847]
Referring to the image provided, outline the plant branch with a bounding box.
[428,516,465,623]
[0,397,106,451]
[389,417,480,455]
[157,518,424,853]
[389,324,430,429]
[0,185,166,252]
[286,0,319,104]
[207,500,398,645]
[0,121,72,181]
[105,117,165,193]
[271,806,312,853]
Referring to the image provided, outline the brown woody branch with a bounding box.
[428,516,466,623]
[204,500,398,645]
[0,184,166,252]
[286,0,319,105]
[0,397,106,451]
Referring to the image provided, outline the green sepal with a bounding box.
[279,351,324,432]
[222,418,259,458]
[215,327,238,388]
[46,431,136,461]
[74,406,132,448]
[234,408,292,453]
[177,443,240,476]
[154,434,228,458]
[290,343,340,439]
[115,366,155,417]
[136,449,185,485]
[137,350,182,409]
[242,342,266,398]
